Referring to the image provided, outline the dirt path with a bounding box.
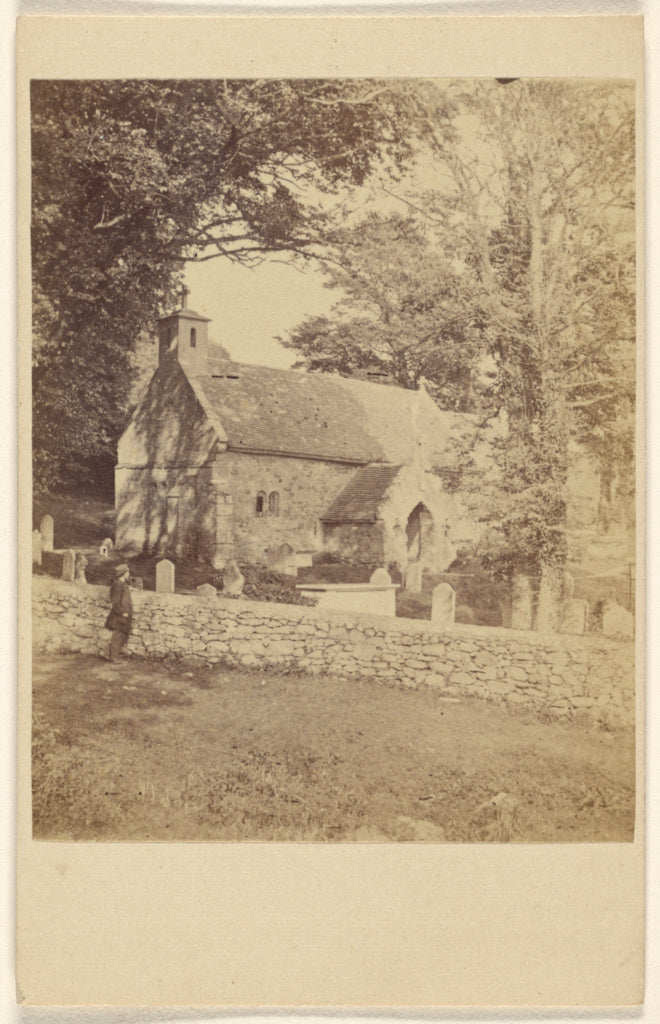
[32,653,636,842]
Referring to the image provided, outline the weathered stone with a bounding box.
[223,559,245,596]
[451,671,474,687]
[99,537,114,558]
[32,530,42,566]
[155,558,175,594]
[196,583,217,600]
[40,515,54,552]
[431,582,455,629]
[370,567,391,586]
[74,553,88,583]
[499,596,512,628]
[508,666,529,682]
[131,576,144,590]
[511,575,533,630]
[404,561,422,592]
[267,543,297,576]
[61,549,76,582]
[560,598,589,635]
[601,601,634,638]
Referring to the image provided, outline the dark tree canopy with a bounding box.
[31,78,425,491]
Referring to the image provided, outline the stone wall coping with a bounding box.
[32,575,632,654]
[295,582,400,593]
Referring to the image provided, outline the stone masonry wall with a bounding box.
[32,577,635,727]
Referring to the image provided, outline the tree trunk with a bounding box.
[535,562,564,633]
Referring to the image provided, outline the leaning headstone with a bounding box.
[601,600,634,638]
[405,561,422,592]
[560,598,589,635]
[223,559,245,596]
[61,549,76,582]
[74,553,88,583]
[32,530,42,566]
[431,582,455,629]
[511,575,533,630]
[196,583,217,600]
[155,558,175,594]
[370,567,391,586]
[40,514,54,553]
[99,537,114,558]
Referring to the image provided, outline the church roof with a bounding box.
[192,359,432,464]
[320,465,402,522]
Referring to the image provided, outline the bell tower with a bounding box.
[158,285,211,375]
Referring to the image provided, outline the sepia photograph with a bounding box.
[29,74,637,845]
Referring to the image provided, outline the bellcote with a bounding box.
[158,287,211,375]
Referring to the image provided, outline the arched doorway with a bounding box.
[404,502,433,591]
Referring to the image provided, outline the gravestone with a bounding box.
[155,558,175,594]
[223,559,245,596]
[99,537,114,558]
[61,549,76,582]
[32,530,42,566]
[601,600,634,638]
[74,553,88,583]
[196,583,217,600]
[40,514,54,553]
[511,575,533,630]
[405,561,422,592]
[560,598,589,635]
[267,543,297,576]
[370,567,391,586]
[431,582,455,629]
[499,597,513,629]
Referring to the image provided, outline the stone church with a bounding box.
[114,301,473,578]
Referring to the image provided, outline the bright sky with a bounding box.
[184,257,335,369]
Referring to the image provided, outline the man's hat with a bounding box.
[114,563,129,576]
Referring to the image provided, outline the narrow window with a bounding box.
[268,491,280,516]
[190,327,197,348]
[256,491,266,517]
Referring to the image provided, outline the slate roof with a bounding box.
[192,359,428,464]
[320,465,402,522]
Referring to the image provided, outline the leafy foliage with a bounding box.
[31,79,422,491]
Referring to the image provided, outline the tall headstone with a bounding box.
[32,530,42,566]
[499,596,513,629]
[196,583,217,600]
[223,559,245,596]
[511,575,533,630]
[431,582,455,629]
[370,567,391,586]
[40,514,54,553]
[405,561,422,592]
[74,553,88,583]
[61,549,76,582]
[155,558,175,594]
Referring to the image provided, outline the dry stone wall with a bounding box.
[32,576,635,726]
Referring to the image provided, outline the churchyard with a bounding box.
[31,493,637,843]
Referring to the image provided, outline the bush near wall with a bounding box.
[32,576,635,728]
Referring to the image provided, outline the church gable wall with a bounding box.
[116,361,219,555]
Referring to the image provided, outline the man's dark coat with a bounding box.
[105,578,133,634]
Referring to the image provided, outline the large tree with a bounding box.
[283,80,636,627]
[279,211,485,411]
[31,78,427,491]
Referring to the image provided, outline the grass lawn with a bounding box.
[32,652,635,843]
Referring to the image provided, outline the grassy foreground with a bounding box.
[32,653,635,843]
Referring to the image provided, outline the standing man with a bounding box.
[105,563,133,662]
